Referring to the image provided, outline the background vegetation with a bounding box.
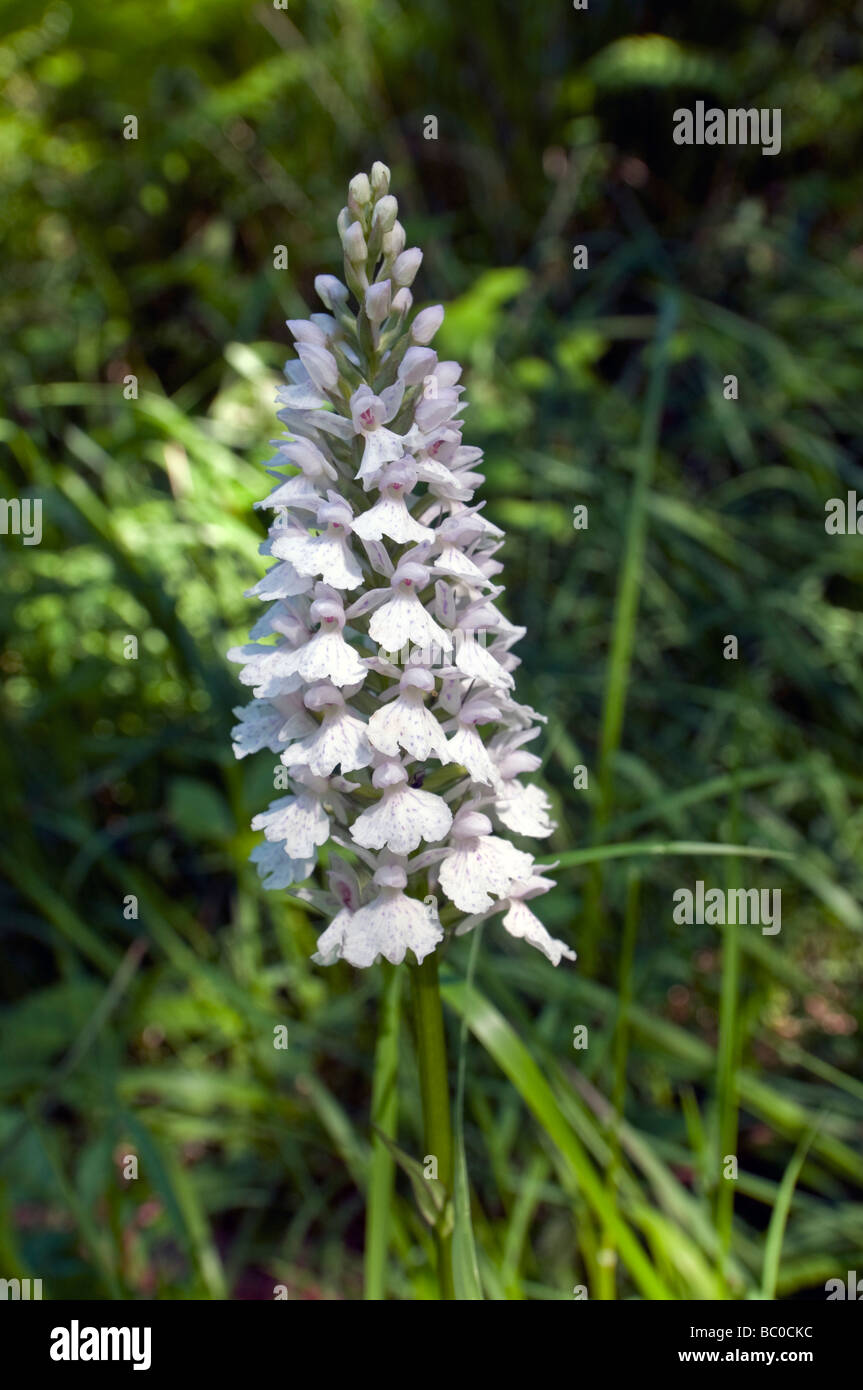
[2,0,862,1299]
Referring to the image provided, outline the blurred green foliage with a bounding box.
[1,0,863,1299]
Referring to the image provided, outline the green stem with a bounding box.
[364,962,402,1300]
[411,952,455,1300]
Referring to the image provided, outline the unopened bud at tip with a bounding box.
[348,173,372,214]
[370,161,391,197]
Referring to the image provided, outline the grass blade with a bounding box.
[452,927,484,1300]
[554,840,793,869]
[760,1122,820,1301]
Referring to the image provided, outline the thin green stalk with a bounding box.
[715,868,741,1290]
[760,1121,819,1301]
[597,867,640,1299]
[365,962,402,1300]
[711,911,739,1278]
[582,292,678,974]
[411,952,455,1300]
[715,759,744,1290]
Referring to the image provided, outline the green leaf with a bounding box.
[553,839,794,869]
[168,777,233,842]
[372,1128,450,1233]
[123,1113,227,1299]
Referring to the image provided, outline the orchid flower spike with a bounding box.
[230,165,574,971]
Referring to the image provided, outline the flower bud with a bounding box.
[411,305,444,344]
[342,221,368,263]
[372,195,398,235]
[391,287,413,316]
[364,280,392,323]
[498,750,540,780]
[383,222,406,258]
[310,312,340,338]
[370,161,391,197]
[348,173,372,215]
[315,275,349,311]
[287,318,327,345]
[393,248,423,288]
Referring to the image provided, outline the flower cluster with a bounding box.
[229,164,575,971]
